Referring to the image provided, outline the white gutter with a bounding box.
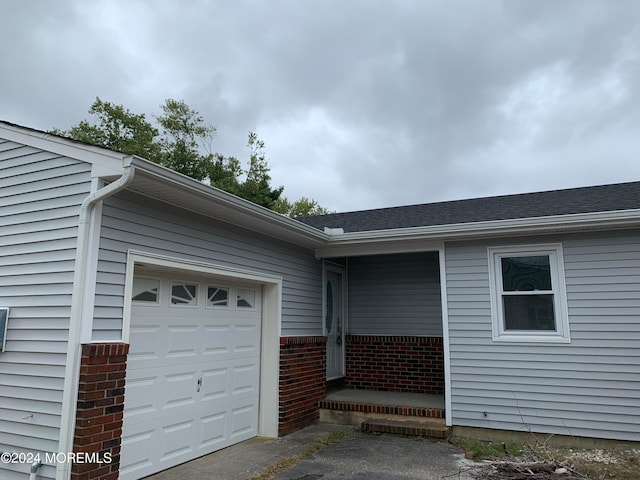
[128,156,329,247]
[56,158,135,480]
[315,208,640,257]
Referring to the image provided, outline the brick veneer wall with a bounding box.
[345,335,444,394]
[71,343,129,480]
[279,336,326,435]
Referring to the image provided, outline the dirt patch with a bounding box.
[452,438,639,480]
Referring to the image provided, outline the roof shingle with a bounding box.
[298,181,640,233]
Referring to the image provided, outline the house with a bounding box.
[0,120,638,480]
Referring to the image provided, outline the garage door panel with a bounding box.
[231,360,260,395]
[198,412,227,450]
[164,371,199,410]
[233,325,260,352]
[229,399,259,442]
[201,325,231,354]
[160,419,195,461]
[128,325,161,359]
[122,274,263,480]
[165,324,200,358]
[200,366,228,400]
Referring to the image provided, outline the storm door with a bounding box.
[324,265,345,379]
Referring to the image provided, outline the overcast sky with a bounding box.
[2,1,640,212]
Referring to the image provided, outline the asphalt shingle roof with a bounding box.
[298,181,640,233]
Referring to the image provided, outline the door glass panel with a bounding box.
[325,280,334,333]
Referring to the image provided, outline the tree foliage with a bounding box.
[273,196,331,218]
[51,98,160,161]
[155,99,216,181]
[52,97,324,212]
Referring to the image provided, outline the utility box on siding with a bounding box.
[0,308,8,351]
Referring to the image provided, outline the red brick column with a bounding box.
[345,335,444,394]
[278,336,326,435]
[71,343,129,480]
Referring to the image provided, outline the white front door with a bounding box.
[120,272,262,480]
[325,266,345,379]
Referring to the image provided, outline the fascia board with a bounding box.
[128,157,329,248]
[0,122,125,177]
[315,239,446,258]
[315,209,640,257]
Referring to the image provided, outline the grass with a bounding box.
[451,436,640,480]
[452,437,526,461]
[246,430,353,480]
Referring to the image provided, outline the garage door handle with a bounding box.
[197,377,202,392]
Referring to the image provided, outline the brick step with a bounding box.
[318,399,445,419]
[361,419,451,439]
[319,398,446,430]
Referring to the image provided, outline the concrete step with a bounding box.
[361,418,451,439]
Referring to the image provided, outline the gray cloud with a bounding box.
[2,0,640,212]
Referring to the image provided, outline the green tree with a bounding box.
[51,97,160,161]
[155,99,216,181]
[53,98,327,216]
[234,132,284,209]
[273,196,331,218]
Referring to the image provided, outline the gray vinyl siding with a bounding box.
[93,190,323,340]
[348,252,442,336]
[0,139,90,479]
[445,230,640,441]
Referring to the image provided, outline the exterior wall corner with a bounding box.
[71,342,129,480]
[278,336,327,435]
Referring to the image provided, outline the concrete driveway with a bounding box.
[144,424,474,480]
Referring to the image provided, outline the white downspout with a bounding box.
[29,459,43,480]
[56,157,135,480]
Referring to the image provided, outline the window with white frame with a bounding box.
[488,244,570,343]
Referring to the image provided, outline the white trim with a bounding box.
[315,210,640,258]
[487,243,571,344]
[123,250,282,438]
[0,121,126,176]
[438,247,452,427]
[128,159,329,249]
[316,239,445,258]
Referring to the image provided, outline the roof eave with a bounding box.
[127,157,329,249]
[0,120,127,177]
[314,209,640,257]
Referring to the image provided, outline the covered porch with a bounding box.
[319,249,449,437]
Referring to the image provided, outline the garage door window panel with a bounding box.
[207,285,229,308]
[171,281,199,306]
[132,277,161,304]
[237,288,256,309]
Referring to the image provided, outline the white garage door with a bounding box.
[120,272,262,480]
